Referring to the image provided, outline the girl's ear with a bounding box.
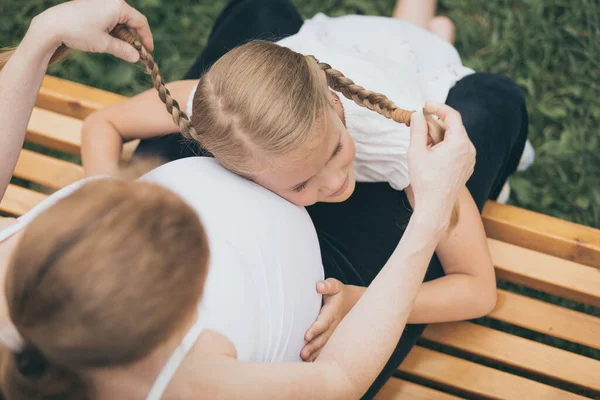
[329,90,339,104]
[329,91,345,123]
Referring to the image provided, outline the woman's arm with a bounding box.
[0,0,153,201]
[81,80,198,176]
[0,25,57,201]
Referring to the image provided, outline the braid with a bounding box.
[110,26,199,141]
[310,56,444,145]
[310,56,458,227]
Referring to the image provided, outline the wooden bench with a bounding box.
[3,76,600,399]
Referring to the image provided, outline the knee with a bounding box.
[457,73,529,143]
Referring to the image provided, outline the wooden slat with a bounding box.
[399,346,586,399]
[488,239,600,307]
[483,201,600,269]
[376,378,461,400]
[0,185,48,217]
[490,290,600,350]
[13,150,84,190]
[422,321,600,392]
[26,107,139,160]
[27,108,82,155]
[38,76,125,120]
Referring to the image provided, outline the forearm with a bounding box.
[0,19,58,200]
[315,209,444,397]
[81,114,125,176]
[409,274,496,323]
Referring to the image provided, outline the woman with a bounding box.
[0,1,475,399]
[80,0,529,396]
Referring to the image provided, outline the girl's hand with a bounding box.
[407,103,476,226]
[301,278,348,362]
[30,0,153,63]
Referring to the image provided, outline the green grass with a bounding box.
[1,0,599,228]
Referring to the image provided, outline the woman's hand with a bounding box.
[301,278,349,362]
[407,103,476,227]
[30,0,153,63]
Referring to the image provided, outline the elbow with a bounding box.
[473,281,498,318]
[81,112,100,149]
[321,363,364,400]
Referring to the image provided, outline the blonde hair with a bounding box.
[1,178,209,400]
[2,28,457,224]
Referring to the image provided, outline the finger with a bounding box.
[305,314,331,341]
[316,278,342,296]
[409,111,428,152]
[425,101,460,121]
[301,332,330,361]
[308,349,322,363]
[422,107,448,130]
[424,102,467,142]
[119,3,154,51]
[105,36,140,63]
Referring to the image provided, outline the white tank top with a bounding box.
[0,158,323,365]
[141,157,324,363]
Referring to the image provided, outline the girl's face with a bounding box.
[253,94,356,207]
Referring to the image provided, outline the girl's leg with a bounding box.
[393,0,455,43]
[133,0,303,161]
[309,72,528,398]
[427,16,455,43]
[392,0,436,29]
[183,0,303,79]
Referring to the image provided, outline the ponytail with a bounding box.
[1,344,85,400]
[312,57,459,228]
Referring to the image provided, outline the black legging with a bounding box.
[134,1,529,398]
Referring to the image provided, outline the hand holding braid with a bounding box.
[309,56,459,228]
[42,25,198,141]
[309,56,445,144]
[109,26,199,141]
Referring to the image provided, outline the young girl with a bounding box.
[81,0,528,397]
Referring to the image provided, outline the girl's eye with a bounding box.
[332,143,343,157]
[293,182,308,192]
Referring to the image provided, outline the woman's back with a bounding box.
[142,157,324,362]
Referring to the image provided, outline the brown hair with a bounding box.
[1,179,209,399]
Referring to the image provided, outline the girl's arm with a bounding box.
[0,0,153,201]
[302,187,495,360]
[338,187,496,324]
[81,80,198,176]
[404,185,497,323]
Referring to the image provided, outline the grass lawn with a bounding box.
[2,0,599,228]
[1,0,599,396]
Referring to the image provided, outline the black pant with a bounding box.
[134,1,528,398]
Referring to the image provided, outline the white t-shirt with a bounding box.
[187,14,474,190]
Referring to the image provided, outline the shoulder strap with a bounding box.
[0,176,108,243]
[145,309,204,400]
